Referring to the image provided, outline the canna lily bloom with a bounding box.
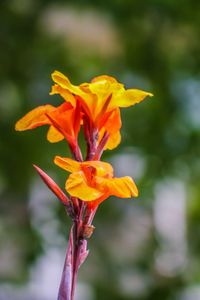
[15,101,81,148]
[54,156,138,206]
[51,71,153,149]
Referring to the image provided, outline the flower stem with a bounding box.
[57,228,73,300]
[58,202,93,300]
[70,223,82,300]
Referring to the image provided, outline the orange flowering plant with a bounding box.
[15,71,152,300]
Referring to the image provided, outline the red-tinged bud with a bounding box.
[33,164,70,206]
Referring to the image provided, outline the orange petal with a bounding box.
[99,108,121,133]
[47,125,64,143]
[66,171,103,201]
[15,105,54,131]
[86,193,110,208]
[47,102,79,137]
[54,156,81,173]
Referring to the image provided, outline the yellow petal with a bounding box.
[54,156,80,173]
[47,125,64,143]
[112,89,153,108]
[50,84,76,107]
[98,176,138,198]
[52,71,94,119]
[91,75,118,84]
[52,71,74,90]
[52,71,87,98]
[88,79,123,120]
[66,171,103,201]
[123,176,139,197]
[15,105,54,131]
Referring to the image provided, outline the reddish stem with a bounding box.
[70,223,82,299]
[58,125,100,300]
[57,228,73,300]
[58,204,97,300]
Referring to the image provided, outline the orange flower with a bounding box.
[51,71,153,149]
[54,156,138,206]
[15,102,81,148]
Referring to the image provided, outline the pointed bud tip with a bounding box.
[33,164,44,175]
[32,164,71,207]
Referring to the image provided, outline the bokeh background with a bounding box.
[1,0,200,299]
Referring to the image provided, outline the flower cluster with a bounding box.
[16,71,152,205]
[15,71,152,300]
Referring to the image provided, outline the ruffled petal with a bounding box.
[52,71,94,120]
[54,156,81,173]
[52,70,89,99]
[97,176,138,198]
[50,84,76,107]
[66,171,103,201]
[15,105,54,131]
[113,89,153,108]
[91,75,118,84]
[51,71,75,90]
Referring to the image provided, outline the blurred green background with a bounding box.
[1,0,200,299]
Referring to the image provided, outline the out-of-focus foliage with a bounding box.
[1,0,200,299]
